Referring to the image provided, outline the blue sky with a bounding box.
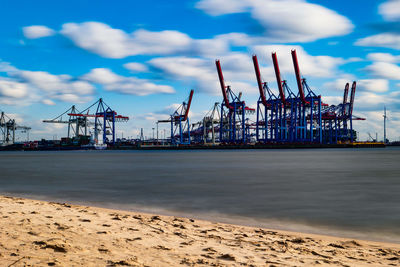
[0,0,399,141]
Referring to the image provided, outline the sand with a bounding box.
[0,195,399,266]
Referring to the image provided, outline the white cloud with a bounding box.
[0,77,40,106]
[83,68,175,95]
[123,62,148,72]
[379,0,400,21]
[149,56,217,94]
[42,99,56,106]
[134,112,163,122]
[149,54,257,95]
[364,62,400,80]
[23,25,56,39]
[322,75,356,92]
[150,57,213,80]
[1,59,175,106]
[213,32,255,47]
[18,71,66,91]
[357,79,389,93]
[61,22,132,58]
[132,29,192,54]
[61,22,194,58]
[322,95,342,106]
[367,52,400,63]
[0,61,96,105]
[252,45,344,78]
[191,38,229,57]
[355,33,400,50]
[196,0,249,15]
[16,70,95,101]
[196,0,353,42]
[82,68,121,84]
[0,78,29,98]
[157,103,182,115]
[355,93,388,110]
[346,57,363,63]
[61,21,340,60]
[149,45,350,98]
[51,93,92,103]
[0,62,19,73]
[59,22,234,59]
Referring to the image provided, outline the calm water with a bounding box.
[1,148,399,243]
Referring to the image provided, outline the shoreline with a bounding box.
[0,192,400,245]
[0,141,388,151]
[3,192,399,245]
[1,195,399,266]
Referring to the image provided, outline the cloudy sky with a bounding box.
[0,0,399,141]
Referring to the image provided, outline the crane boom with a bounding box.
[183,89,194,121]
[42,120,70,124]
[272,52,286,105]
[67,113,129,120]
[215,60,232,109]
[349,81,356,116]
[291,49,306,103]
[342,83,349,116]
[343,83,349,104]
[15,125,31,130]
[252,55,268,107]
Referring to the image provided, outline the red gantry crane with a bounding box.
[252,54,278,142]
[216,59,254,143]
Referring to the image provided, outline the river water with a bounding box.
[1,148,399,243]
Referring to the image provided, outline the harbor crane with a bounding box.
[158,89,194,145]
[67,98,129,145]
[252,54,277,142]
[191,102,221,144]
[202,102,221,144]
[43,105,93,138]
[44,99,129,145]
[253,50,325,143]
[290,49,324,143]
[216,59,254,144]
[321,81,365,143]
[1,111,31,144]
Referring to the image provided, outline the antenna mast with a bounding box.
[383,106,387,144]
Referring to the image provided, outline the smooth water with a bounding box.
[1,148,399,243]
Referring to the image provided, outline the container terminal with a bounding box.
[0,50,389,151]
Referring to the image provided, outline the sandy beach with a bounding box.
[0,195,399,266]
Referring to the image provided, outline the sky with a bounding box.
[0,0,400,141]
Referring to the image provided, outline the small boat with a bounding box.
[82,135,108,150]
[94,143,107,150]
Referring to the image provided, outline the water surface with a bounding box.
[1,148,399,243]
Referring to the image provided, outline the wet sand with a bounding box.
[0,195,399,266]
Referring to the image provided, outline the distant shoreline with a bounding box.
[0,141,388,151]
